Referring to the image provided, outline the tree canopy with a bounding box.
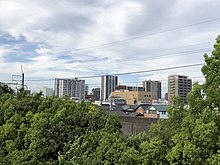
[0,92,122,164]
[148,35,220,164]
[0,83,13,96]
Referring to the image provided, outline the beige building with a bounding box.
[142,80,161,100]
[111,90,152,105]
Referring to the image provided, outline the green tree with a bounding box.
[148,35,220,164]
[201,35,220,112]
[140,137,168,165]
[0,83,13,96]
[0,94,122,164]
[59,129,141,165]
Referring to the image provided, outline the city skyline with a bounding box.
[2,70,205,97]
[1,0,220,92]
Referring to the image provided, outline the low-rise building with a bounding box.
[41,87,53,97]
[147,105,168,119]
[111,90,152,105]
[92,88,100,101]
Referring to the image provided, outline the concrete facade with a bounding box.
[168,74,192,104]
[111,90,152,105]
[92,88,100,101]
[118,116,158,136]
[54,78,85,100]
[100,75,118,101]
[41,87,53,97]
[142,80,161,100]
[116,85,144,91]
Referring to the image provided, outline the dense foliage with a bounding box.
[148,35,220,164]
[0,83,14,96]
[0,35,220,164]
[0,90,121,164]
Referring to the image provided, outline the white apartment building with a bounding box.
[100,75,118,101]
[41,87,53,97]
[54,78,85,101]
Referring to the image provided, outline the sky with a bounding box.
[0,0,220,95]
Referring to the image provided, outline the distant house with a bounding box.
[135,103,151,115]
[128,112,144,117]
[120,105,143,117]
[146,105,168,119]
[134,104,168,118]
[144,106,160,118]
[101,102,168,119]
[121,105,139,113]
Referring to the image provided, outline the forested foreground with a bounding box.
[0,35,220,164]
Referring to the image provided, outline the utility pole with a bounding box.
[8,66,27,93]
[21,65,24,91]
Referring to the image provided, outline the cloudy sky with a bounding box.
[0,0,220,94]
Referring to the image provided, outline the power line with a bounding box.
[76,63,205,78]
[112,63,205,76]
[120,76,205,84]
[58,47,211,67]
[110,41,211,55]
[11,76,205,87]
[114,48,211,65]
[74,18,220,51]
[1,63,205,83]
[25,79,54,82]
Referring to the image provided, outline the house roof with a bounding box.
[150,105,168,112]
[128,112,144,117]
[99,104,146,117]
[139,104,151,111]
[97,104,168,117]
[105,109,127,116]
[121,105,139,112]
[102,105,127,116]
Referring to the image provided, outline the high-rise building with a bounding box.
[165,93,168,101]
[41,87,53,97]
[54,78,85,100]
[100,75,118,101]
[142,80,161,100]
[168,74,192,104]
[92,88,100,101]
[85,84,89,96]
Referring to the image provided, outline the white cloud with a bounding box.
[0,0,219,91]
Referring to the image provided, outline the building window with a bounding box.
[149,110,157,114]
